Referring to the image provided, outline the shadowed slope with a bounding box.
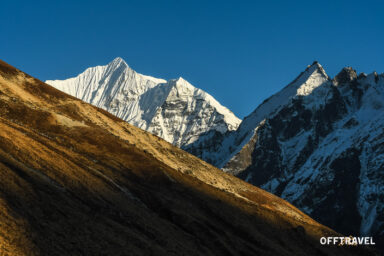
[0,60,376,255]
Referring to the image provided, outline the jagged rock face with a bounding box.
[46,58,241,161]
[221,63,384,247]
[333,67,358,86]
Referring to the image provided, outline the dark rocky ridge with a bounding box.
[219,63,384,251]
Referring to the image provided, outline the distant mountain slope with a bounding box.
[46,58,241,161]
[0,60,376,255]
[220,62,384,249]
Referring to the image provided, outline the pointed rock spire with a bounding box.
[333,67,357,86]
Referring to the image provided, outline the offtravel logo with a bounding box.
[320,236,375,246]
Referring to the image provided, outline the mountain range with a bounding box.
[46,58,241,162]
[219,62,384,248]
[1,59,375,255]
[46,58,384,250]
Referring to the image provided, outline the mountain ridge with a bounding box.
[45,57,383,250]
[1,59,376,255]
[219,62,384,249]
[46,57,241,158]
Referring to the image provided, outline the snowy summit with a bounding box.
[46,57,241,158]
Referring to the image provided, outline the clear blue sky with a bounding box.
[1,0,383,118]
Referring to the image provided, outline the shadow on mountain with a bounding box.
[0,59,378,255]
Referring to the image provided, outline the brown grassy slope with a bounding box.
[0,59,377,256]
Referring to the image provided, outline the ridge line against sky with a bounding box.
[1,0,383,118]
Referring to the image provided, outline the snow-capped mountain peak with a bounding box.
[46,58,241,160]
[244,61,329,127]
[218,62,331,166]
[110,56,125,65]
[217,62,384,244]
[294,61,329,96]
[46,58,167,127]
